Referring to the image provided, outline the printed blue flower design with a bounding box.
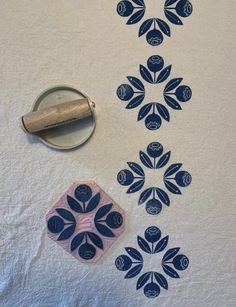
[116,0,193,46]
[117,55,192,130]
[115,226,189,298]
[47,184,124,260]
[117,142,192,215]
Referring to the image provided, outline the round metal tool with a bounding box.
[28,85,96,150]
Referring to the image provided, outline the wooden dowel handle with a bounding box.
[21,98,92,133]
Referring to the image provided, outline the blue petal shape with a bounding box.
[155,65,172,84]
[95,222,115,237]
[164,78,183,93]
[162,264,180,278]
[87,232,103,249]
[154,236,169,253]
[126,94,145,109]
[71,232,85,251]
[156,19,171,37]
[164,163,182,177]
[140,151,153,169]
[165,0,178,7]
[132,0,145,6]
[127,179,145,193]
[67,195,83,213]
[165,10,183,25]
[156,151,171,169]
[95,204,113,221]
[127,162,145,176]
[85,192,100,213]
[164,94,182,110]
[125,264,143,279]
[139,19,154,37]
[163,247,180,262]
[127,76,145,91]
[127,9,145,25]
[136,272,152,289]
[55,208,75,223]
[57,224,75,241]
[164,180,182,194]
[138,187,153,205]
[137,236,152,254]
[154,272,168,289]
[156,103,170,122]
[140,65,154,84]
[137,103,153,121]
[155,188,170,206]
[125,247,143,261]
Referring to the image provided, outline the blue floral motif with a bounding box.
[117,55,192,130]
[115,226,189,298]
[47,184,124,260]
[117,142,192,215]
[116,0,193,46]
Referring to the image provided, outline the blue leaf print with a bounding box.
[156,151,171,169]
[136,272,152,290]
[95,222,115,238]
[126,94,145,109]
[164,180,182,194]
[162,264,180,278]
[155,188,170,206]
[156,103,170,122]
[95,204,113,221]
[140,151,153,169]
[140,65,154,84]
[138,188,153,205]
[154,236,169,253]
[156,19,171,37]
[165,10,183,26]
[127,179,145,193]
[139,19,154,37]
[132,0,145,6]
[137,103,152,121]
[164,78,183,93]
[85,192,100,213]
[162,247,180,262]
[125,247,143,261]
[165,0,178,7]
[67,195,83,213]
[155,65,172,84]
[127,162,145,176]
[57,224,75,241]
[125,264,143,279]
[127,76,145,92]
[154,272,168,289]
[127,9,145,25]
[87,232,103,249]
[164,163,182,178]
[137,236,152,254]
[55,208,75,222]
[164,95,182,110]
[71,232,85,251]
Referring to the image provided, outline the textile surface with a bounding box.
[0,1,235,306]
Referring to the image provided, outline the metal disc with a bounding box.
[31,85,96,150]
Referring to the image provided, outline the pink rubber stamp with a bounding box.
[46,181,125,263]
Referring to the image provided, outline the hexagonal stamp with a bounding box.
[46,181,125,263]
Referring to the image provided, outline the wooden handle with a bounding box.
[21,98,92,133]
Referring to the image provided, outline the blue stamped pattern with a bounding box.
[47,184,123,260]
[116,0,193,46]
[117,141,192,215]
[117,55,192,130]
[115,226,189,298]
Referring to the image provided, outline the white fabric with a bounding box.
[0,1,235,306]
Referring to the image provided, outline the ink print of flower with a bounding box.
[116,0,193,46]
